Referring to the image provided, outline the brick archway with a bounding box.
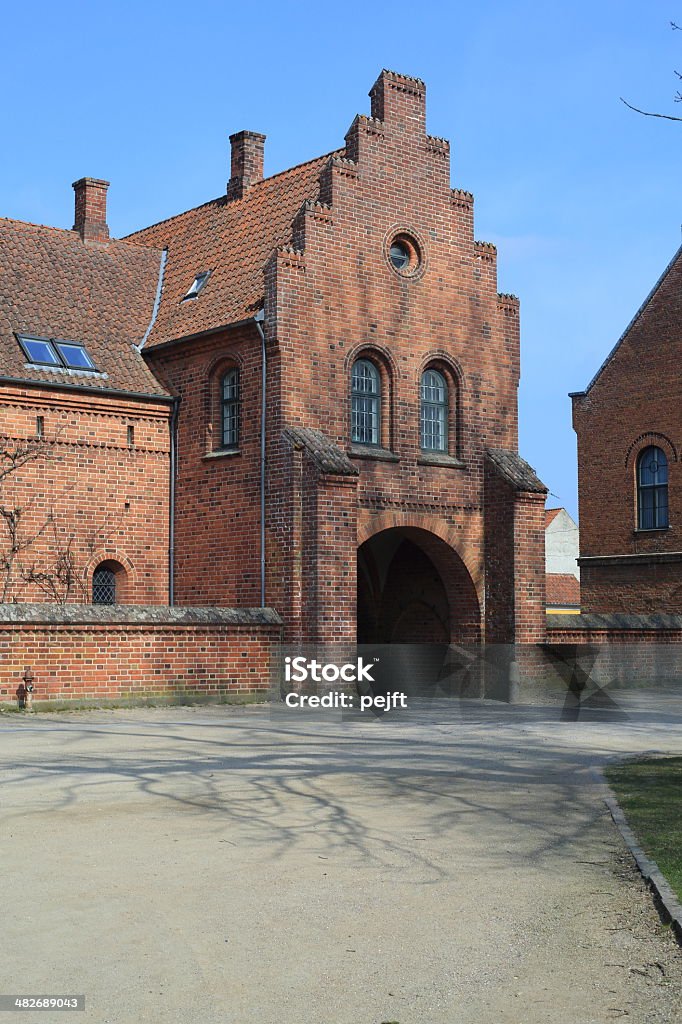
[358,512,482,596]
[357,523,481,644]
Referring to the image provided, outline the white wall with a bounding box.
[545,508,580,579]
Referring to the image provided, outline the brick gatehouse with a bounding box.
[0,70,547,655]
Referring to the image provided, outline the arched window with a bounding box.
[351,359,380,445]
[221,368,240,449]
[92,563,117,605]
[421,369,448,452]
[637,446,669,529]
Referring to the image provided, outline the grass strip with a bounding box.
[605,757,682,901]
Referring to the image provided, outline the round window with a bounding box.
[389,241,410,270]
[387,233,421,276]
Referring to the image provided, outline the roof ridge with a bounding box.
[0,217,163,255]
[125,149,342,242]
[0,216,77,235]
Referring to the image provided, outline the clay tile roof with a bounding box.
[546,573,581,607]
[545,507,563,527]
[0,218,169,397]
[125,151,339,348]
[485,449,548,494]
[283,425,359,477]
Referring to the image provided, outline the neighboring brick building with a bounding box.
[572,244,682,613]
[0,181,172,605]
[0,70,547,645]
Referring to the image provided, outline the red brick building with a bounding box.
[0,182,172,605]
[0,70,547,645]
[572,244,682,613]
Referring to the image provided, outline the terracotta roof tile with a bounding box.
[546,573,581,607]
[545,507,563,527]
[125,152,339,346]
[0,218,168,397]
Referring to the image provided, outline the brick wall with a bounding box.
[484,459,547,642]
[579,558,682,614]
[0,604,281,705]
[0,384,171,603]
[146,326,263,607]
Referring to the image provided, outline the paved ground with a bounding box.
[2,695,682,1024]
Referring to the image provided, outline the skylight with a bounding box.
[17,336,61,366]
[54,341,95,370]
[183,271,211,300]
[17,334,98,372]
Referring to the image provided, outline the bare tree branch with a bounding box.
[0,430,121,604]
[0,434,64,600]
[621,23,682,121]
[0,440,49,485]
[21,523,86,604]
[620,97,682,121]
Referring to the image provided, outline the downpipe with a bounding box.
[254,310,266,608]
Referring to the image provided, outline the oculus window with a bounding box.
[387,233,421,276]
[389,240,410,271]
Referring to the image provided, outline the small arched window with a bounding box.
[637,446,669,530]
[421,369,448,452]
[92,563,117,605]
[351,359,380,445]
[221,368,240,449]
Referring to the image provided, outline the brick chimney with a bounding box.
[227,131,266,200]
[72,177,110,242]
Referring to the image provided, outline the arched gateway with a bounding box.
[357,525,481,644]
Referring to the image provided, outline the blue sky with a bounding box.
[3,0,681,518]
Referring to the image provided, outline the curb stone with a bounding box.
[591,765,682,945]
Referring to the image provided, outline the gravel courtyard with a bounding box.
[2,696,682,1024]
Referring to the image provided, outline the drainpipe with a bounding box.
[168,396,180,606]
[253,310,266,608]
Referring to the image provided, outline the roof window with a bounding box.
[183,271,211,300]
[17,334,98,372]
[54,341,95,370]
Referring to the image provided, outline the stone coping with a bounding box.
[547,612,682,631]
[0,604,282,627]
